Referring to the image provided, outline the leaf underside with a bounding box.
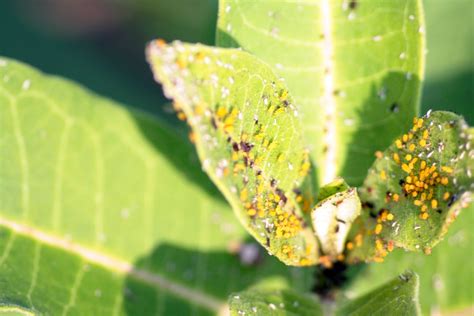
[217,0,425,186]
[147,41,319,266]
[346,111,473,263]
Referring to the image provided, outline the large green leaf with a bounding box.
[217,0,425,186]
[346,111,473,263]
[347,204,474,314]
[0,58,313,314]
[336,270,420,316]
[147,41,319,266]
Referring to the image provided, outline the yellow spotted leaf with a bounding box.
[347,111,473,263]
[147,41,319,266]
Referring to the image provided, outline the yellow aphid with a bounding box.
[277,153,285,163]
[194,103,205,115]
[299,258,311,266]
[240,188,248,201]
[346,242,354,250]
[441,166,454,174]
[406,176,413,183]
[176,56,187,69]
[387,241,395,252]
[188,131,195,143]
[441,177,449,185]
[380,170,387,180]
[393,153,400,164]
[274,107,286,115]
[396,139,403,149]
[420,212,429,220]
[419,139,427,147]
[375,224,383,235]
[393,194,400,202]
[177,111,187,121]
[375,151,383,159]
[155,38,166,47]
[375,239,383,250]
[224,124,234,133]
[443,192,450,201]
[417,118,424,128]
[431,199,438,209]
[355,234,363,247]
[414,200,422,206]
[421,204,428,212]
[247,208,257,216]
[279,90,288,101]
[402,164,411,173]
[402,134,409,142]
[387,213,394,221]
[216,106,227,119]
[423,129,429,139]
[420,160,427,170]
[405,154,412,161]
[195,51,205,61]
[409,144,416,152]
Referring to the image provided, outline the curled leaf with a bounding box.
[311,179,361,260]
[147,40,319,266]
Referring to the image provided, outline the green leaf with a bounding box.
[346,205,474,314]
[146,41,319,266]
[347,111,473,263]
[228,289,323,316]
[0,58,313,314]
[336,270,421,316]
[217,0,425,186]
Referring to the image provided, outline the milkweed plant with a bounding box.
[0,0,472,315]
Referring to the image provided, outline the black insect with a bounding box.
[447,193,458,207]
[349,0,358,10]
[270,178,277,188]
[275,188,288,204]
[211,117,217,129]
[240,141,253,152]
[390,102,400,113]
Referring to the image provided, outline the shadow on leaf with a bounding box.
[122,241,314,315]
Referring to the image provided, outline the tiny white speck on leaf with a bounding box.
[22,79,31,90]
[372,35,382,42]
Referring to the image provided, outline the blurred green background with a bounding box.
[0,0,471,125]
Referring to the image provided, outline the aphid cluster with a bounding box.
[393,117,453,220]
[147,40,318,265]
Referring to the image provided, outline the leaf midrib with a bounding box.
[320,0,338,185]
[0,216,224,312]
